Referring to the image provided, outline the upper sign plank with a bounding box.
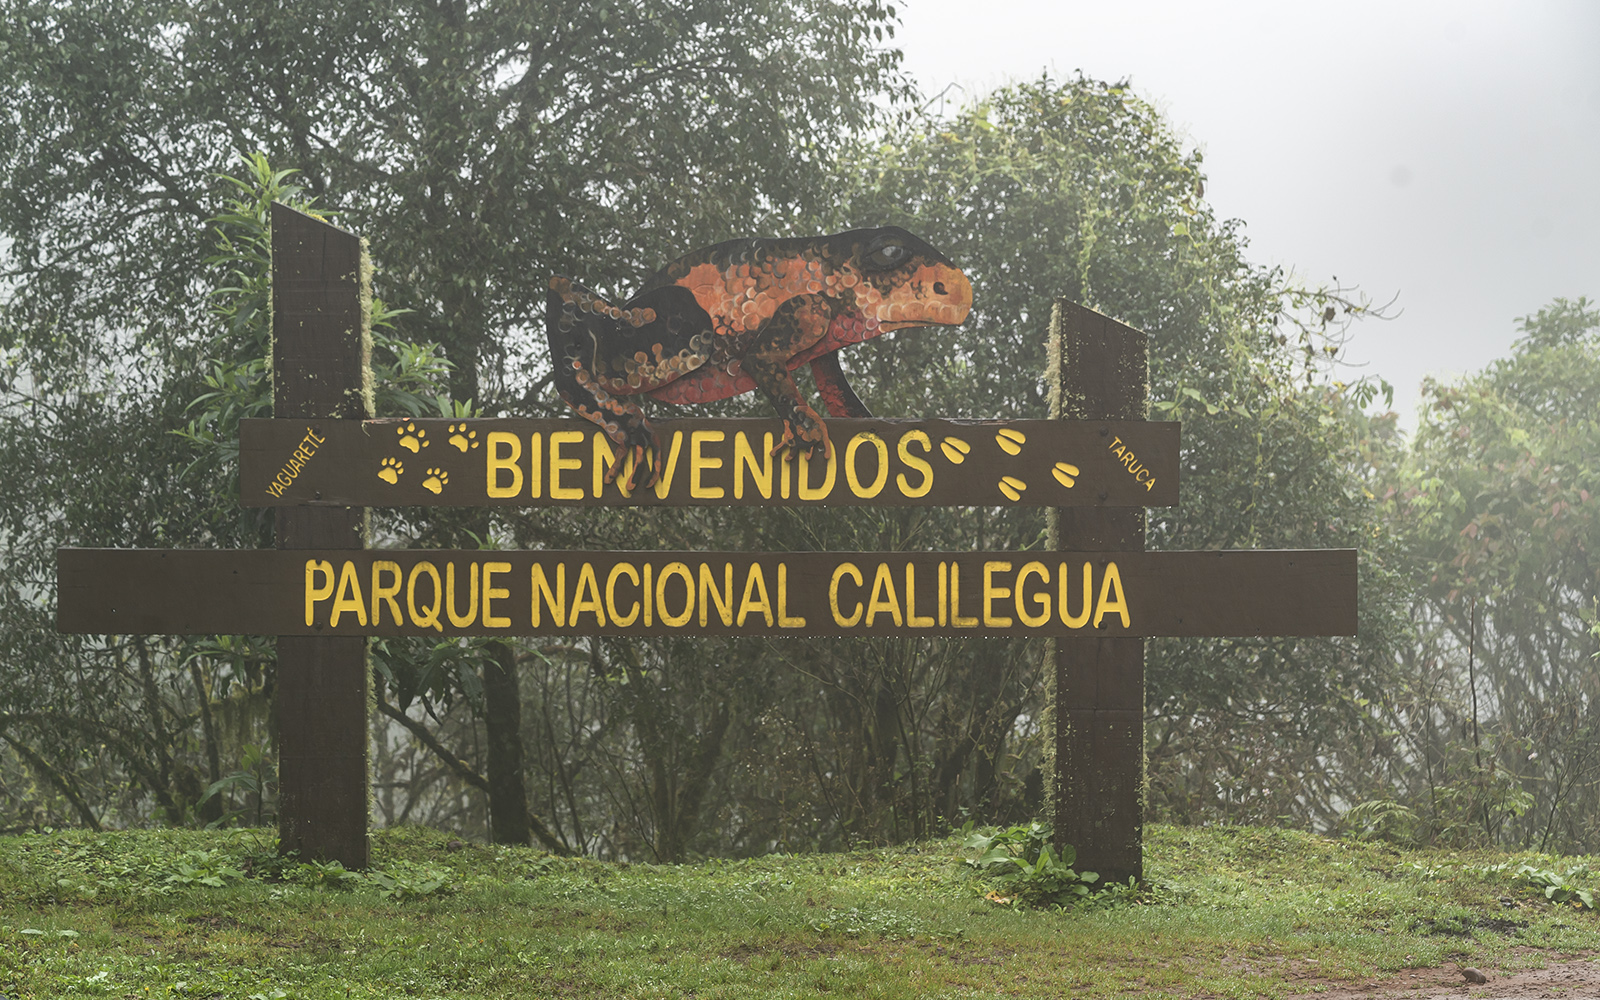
[240,418,1178,508]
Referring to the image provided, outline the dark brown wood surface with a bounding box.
[269,203,372,870]
[1047,300,1149,885]
[57,547,1357,639]
[239,417,1179,508]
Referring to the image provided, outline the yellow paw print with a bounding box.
[995,428,1026,455]
[997,476,1027,502]
[397,422,429,453]
[422,468,448,495]
[377,456,404,484]
[940,436,970,464]
[1053,462,1080,489]
[448,422,479,452]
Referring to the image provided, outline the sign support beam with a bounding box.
[270,203,373,869]
[1047,300,1147,885]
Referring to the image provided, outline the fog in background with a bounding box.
[896,0,1600,425]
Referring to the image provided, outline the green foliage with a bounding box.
[1379,297,1600,852]
[961,821,1099,907]
[162,849,245,888]
[1516,864,1595,910]
[2,825,1598,998]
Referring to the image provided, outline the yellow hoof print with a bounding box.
[397,421,429,453]
[995,428,1026,455]
[448,422,479,452]
[1053,462,1080,488]
[422,468,448,495]
[998,476,1027,502]
[378,456,404,484]
[940,436,971,464]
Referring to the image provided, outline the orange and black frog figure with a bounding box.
[547,226,973,491]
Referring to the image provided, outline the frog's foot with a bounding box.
[606,420,662,493]
[771,406,832,464]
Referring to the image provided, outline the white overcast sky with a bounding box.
[893,0,1600,426]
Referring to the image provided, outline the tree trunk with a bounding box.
[483,640,533,845]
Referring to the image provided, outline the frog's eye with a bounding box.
[864,242,909,271]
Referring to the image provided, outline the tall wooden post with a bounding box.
[270,203,373,868]
[1045,300,1147,885]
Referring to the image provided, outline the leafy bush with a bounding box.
[962,822,1099,907]
[1516,864,1595,910]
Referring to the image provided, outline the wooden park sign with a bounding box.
[57,206,1356,883]
[240,417,1179,509]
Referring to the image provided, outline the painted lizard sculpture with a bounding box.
[547,226,973,491]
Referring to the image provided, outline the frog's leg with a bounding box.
[740,294,836,462]
[546,278,715,490]
[809,351,872,418]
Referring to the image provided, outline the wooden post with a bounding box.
[270,203,373,868]
[1045,299,1147,885]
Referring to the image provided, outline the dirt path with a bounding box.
[1285,953,1600,999]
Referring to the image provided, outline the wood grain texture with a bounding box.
[270,203,372,870]
[1047,300,1148,885]
[56,548,1356,639]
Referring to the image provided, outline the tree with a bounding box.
[1378,298,1600,851]
[808,74,1411,832]
[0,0,906,840]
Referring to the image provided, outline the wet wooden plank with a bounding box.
[1047,301,1148,884]
[56,548,1357,639]
[238,417,1180,508]
[269,203,372,870]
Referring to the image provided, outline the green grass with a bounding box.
[1,823,1596,998]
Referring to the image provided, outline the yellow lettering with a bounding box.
[797,448,837,500]
[656,562,694,627]
[1015,561,1050,628]
[330,560,367,628]
[486,432,523,498]
[304,559,335,626]
[737,564,773,627]
[371,561,403,626]
[407,562,443,632]
[570,563,605,627]
[446,561,478,628]
[983,561,1013,627]
[651,431,686,499]
[733,432,773,500]
[689,430,726,499]
[905,562,933,627]
[895,431,934,498]
[938,561,948,627]
[643,563,653,625]
[844,434,888,499]
[950,563,978,628]
[1145,478,1156,492]
[550,431,584,499]
[829,562,864,626]
[482,561,512,628]
[531,563,566,628]
[529,432,542,499]
[865,562,902,626]
[1060,561,1092,628]
[778,563,805,627]
[606,563,641,627]
[779,447,791,499]
[698,562,734,626]
[1093,561,1130,628]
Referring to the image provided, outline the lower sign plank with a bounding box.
[58,549,1355,638]
[239,418,1179,508]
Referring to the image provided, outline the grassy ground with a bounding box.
[0,823,1595,999]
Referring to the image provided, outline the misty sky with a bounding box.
[894,0,1600,425]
